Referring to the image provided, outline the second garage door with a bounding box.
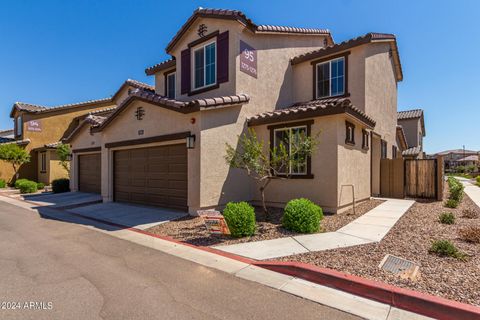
[113,144,187,211]
[78,153,101,194]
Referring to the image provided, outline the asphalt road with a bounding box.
[0,199,360,320]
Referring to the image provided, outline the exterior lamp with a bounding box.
[187,135,196,149]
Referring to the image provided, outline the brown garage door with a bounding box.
[113,144,187,211]
[78,153,101,194]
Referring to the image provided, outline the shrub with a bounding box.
[462,209,479,219]
[476,176,480,187]
[223,202,256,238]
[18,180,38,194]
[439,212,455,224]
[459,226,480,243]
[14,178,30,189]
[429,240,465,260]
[36,182,45,190]
[52,178,70,193]
[445,199,459,208]
[447,177,464,202]
[0,179,6,188]
[282,198,323,233]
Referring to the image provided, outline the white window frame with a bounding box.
[273,125,308,175]
[192,40,217,90]
[315,57,345,99]
[16,116,22,136]
[166,72,176,99]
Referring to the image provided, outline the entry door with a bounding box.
[113,144,187,210]
[78,153,101,194]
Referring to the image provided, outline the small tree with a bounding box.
[56,143,71,174]
[225,128,318,218]
[0,143,30,183]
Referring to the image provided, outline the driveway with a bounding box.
[67,202,188,230]
[23,191,102,208]
[0,198,359,320]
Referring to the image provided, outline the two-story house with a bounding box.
[397,109,426,159]
[66,8,405,213]
[0,79,152,184]
[434,149,479,170]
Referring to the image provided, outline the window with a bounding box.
[193,42,216,90]
[362,130,369,149]
[273,126,308,175]
[392,146,398,159]
[16,116,23,137]
[381,140,387,159]
[316,57,345,98]
[40,152,47,173]
[345,121,355,145]
[166,72,176,99]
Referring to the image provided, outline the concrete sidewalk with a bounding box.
[215,199,415,260]
[456,177,480,208]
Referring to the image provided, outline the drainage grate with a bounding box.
[379,254,420,280]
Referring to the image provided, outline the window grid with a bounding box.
[273,126,308,175]
[316,57,345,99]
[193,41,216,90]
[166,72,176,99]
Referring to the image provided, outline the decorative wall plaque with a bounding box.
[197,24,207,37]
[26,120,42,132]
[240,40,257,78]
[135,107,145,120]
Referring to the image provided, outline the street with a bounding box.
[0,199,360,320]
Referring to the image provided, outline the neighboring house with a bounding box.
[66,8,405,213]
[433,149,479,170]
[454,155,479,169]
[397,109,426,159]
[0,79,153,184]
[0,129,14,143]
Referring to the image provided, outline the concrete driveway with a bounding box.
[23,191,102,208]
[66,202,188,230]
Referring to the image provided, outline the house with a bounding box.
[434,149,479,170]
[454,155,479,169]
[66,8,405,214]
[0,129,14,143]
[0,79,153,184]
[396,109,425,159]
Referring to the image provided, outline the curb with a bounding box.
[252,261,480,320]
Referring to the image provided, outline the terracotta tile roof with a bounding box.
[86,114,108,127]
[11,97,112,118]
[122,79,155,92]
[396,125,408,150]
[397,109,423,120]
[290,33,403,82]
[402,146,422,157]
[87,106,117,115]
[435,149,479,156]
[455,155,479,162]
[45,142,61,148]
[145,58,176,76]
[248,97,375,128]
[165,8,332,52]
[93,88,250,132]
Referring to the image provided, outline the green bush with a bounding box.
[439,212,455,224]
[18,180,38,194]
[223,202,256,237]
[445,199,459,208]
[282,198,323,233]
[476,176,480,187]
[52,178,70,193]
[36,183,45,190]
[429,240,465,260]
[0,179,6,188]
[446,177,464,203]
[14,178,30,189]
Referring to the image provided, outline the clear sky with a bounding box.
[0,0,479,154]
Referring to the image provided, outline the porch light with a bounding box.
[187,135,196,149]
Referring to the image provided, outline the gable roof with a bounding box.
[92,87,249,132]
[111,79,155,101]
[455,155,479,162]
[165,8,332,53]
[145,58,176,76]
[247,97,375,128]
[397,109,425,136]
[290,33,403,82]
[435,149,479,156]
[402,145,422,157]
[396,125,408,150]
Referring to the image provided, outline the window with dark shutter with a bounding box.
[180,49,191,94]
[381,140,388,159]
[362,129,369,150]
[345,121,355,145]
[217,31,229,83]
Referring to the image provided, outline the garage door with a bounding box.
[113,144,187,210]
[78,153,101,194]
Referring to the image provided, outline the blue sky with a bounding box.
[0,0,478,153]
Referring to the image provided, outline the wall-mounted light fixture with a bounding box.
[187,134,196,149]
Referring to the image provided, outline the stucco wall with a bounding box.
[398,118,420,148]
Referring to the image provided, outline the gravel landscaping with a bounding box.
[276,185,480,306]
[146,199,383,247]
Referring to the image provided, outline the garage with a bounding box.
[113,144,187,211]
[78,153,101,194]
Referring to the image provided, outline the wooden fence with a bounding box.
[380,157,444,200]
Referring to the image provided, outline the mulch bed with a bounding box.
[146,199,384,247]
[275,185,480,306]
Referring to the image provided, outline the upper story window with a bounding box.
[15,116,23,137]
[166,72,176,99]
[362,129,369,150]
[381,140,388,159]
[345,121,355,145]
[392,146,398,159]
[193,41,216,90]
[316,57,345,99]
[273,126,308,175]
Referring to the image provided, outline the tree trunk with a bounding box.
[259,179,272,221]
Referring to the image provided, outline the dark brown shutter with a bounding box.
[217,31,229,83]
[181,48,191,94]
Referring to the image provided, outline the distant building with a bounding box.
[433,149,479,170]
